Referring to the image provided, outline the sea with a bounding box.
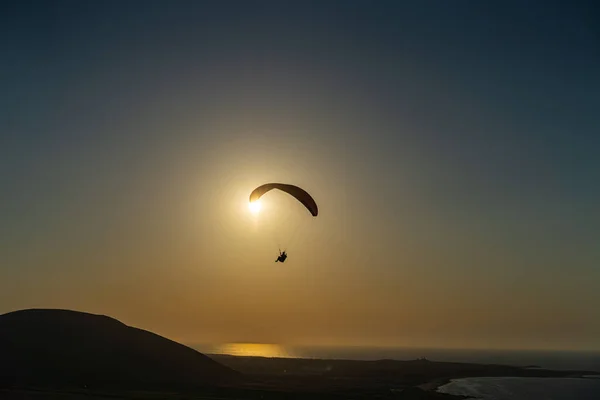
[191,343,600,399]
[437,376,600,400]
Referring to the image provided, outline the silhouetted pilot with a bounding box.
[275,250,288,263]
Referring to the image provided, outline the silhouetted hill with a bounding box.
[0,309,239,389]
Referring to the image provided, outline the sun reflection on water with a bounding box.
[214,343,294,358]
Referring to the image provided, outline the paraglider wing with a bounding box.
[249,183,318,216]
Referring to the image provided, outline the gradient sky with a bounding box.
[1,0,599,351]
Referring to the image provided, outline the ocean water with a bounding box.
[437,377,600,400]
[192,343,600,372]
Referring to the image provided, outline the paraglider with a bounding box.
[275,249,288,263]
[249,183,318,262]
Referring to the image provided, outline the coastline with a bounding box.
[210,354,599,399]
[419,377,453,392]
[422,374,600,400]
[419,378,475,400]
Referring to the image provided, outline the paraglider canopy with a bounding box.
[249,183,318,260]
[249,183,318,217]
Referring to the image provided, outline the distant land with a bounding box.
[1,309,598,399]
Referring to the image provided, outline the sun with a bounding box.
[248,200,262,214]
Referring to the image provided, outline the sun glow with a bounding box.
[248,200,262,214]
[215,343,293,358]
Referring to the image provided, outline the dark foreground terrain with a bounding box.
[1,309,597,399]
[3,355,597,400]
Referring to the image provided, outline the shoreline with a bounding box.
[421,374,600,400]
[419,377,453,391]
[210,353,599,400]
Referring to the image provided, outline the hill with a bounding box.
[0,309,239,389]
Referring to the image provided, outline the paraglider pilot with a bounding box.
[275,250,288,263]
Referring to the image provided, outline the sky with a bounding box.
[1,0,599,351]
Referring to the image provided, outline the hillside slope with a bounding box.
[0,309,239,388]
